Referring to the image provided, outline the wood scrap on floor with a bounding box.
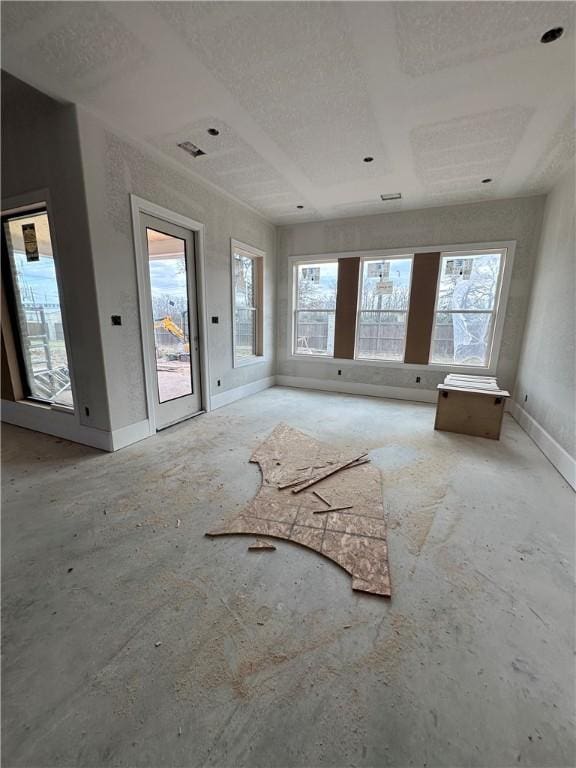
[292,454,370,493]
[206,423,391,597]
[248,539,277,552]
[312,490,331,506]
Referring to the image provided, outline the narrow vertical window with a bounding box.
[2,209,74,407]
[294,261,338,356]
[232,242,264,365]
[356,257,413,361]
[430,250,505,367]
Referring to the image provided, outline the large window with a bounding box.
[2,208,74,407]
[294,261,338,356]
[232,241,264,365]
[356,256,413,361]
[289,244,511,370]
[430,250,505,367]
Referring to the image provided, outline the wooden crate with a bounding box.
[434,385,509,440]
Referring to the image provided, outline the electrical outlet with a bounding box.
[111,315,122,326]
[217,379,221,387]
[524,394,528,402]
[416,376,421,383]
[338,370,342,376]
[211,316,219,324]
[84,406,90,417]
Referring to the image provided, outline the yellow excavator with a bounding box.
[153,316,189,353]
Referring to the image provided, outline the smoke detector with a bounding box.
[380,193,402,201]
[177,141,206,158]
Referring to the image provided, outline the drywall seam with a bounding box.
[276,375,437,404]
[509,399,576,490]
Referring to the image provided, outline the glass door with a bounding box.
[140,214,201,429]
[2,208,74,408]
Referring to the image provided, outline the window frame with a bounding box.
[1,194,76,412]
[354,253,414,363]
[286,241,515,374]
[230,239,265,368]
[429,248,509,371]
[292,258,339,358]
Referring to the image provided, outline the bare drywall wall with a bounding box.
[1,72,110,431]
[277,195,546,395]
[75,108,276,431]
[514,164,575,458]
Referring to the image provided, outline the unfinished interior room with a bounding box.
[1,1,575,767]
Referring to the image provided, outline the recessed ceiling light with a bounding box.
[380,192,402,201]
[296,205,304,209]
[540,27,564,43]
[481,178,493,184]
[207,128,220,136]
[177,141,205,158]
[363,156,374,163]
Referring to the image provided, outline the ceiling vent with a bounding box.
[177,141,206,158]
[380,193,402,201]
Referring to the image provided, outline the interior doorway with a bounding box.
[131,197,210,432]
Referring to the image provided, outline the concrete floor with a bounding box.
[2,387,574,768]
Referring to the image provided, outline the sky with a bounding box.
[149,258,188,299]
[12,251,191,308]
[12,252,61,305]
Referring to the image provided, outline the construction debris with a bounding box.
[291,454,370,493]
[312,490,331,506]
[248,540,277,552]
[206,423,391,597]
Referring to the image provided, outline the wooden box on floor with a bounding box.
[434,385,509,440]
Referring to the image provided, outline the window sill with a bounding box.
[13,398,75,415]
[288,354,495,375]
[233,355,267,369]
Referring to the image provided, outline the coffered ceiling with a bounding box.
[2,1,574,223]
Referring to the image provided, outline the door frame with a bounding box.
[130,195,211,434]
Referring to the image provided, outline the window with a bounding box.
[231,241,264,365]
[430,250,505,367]
[2,208,74,407]
[294,261,338,356]
[288,243,512,370]
[356,256,413,361]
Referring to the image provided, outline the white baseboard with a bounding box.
[275,375,437,404]
[110,419,153,451]
[1,399,112,451]
[211,376,276,410]
[509,400,576,490]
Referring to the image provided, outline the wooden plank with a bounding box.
[434,389,507,439]
[248,540,277,551]
[0,278,23,401]
[404,252,441,364]
[438,384,510,397]
[333,257,360,359]
[312,490,331,506]
[292,454,369,493]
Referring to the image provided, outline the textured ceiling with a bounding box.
[1,1,574,223]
